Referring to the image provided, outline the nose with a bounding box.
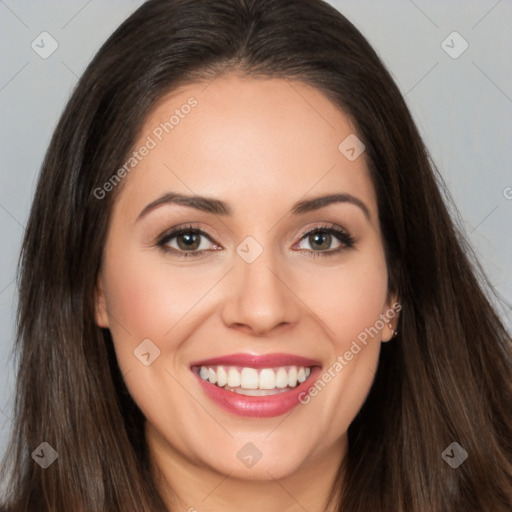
[220,247,300,337]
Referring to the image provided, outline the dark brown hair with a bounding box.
[1,0,511,510]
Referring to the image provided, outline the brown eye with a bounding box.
[308,232,333,251]
[176,232,201,251]
[296,225,355,257]
[157,226,220,257]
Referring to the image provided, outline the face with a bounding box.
[95,74,398,483]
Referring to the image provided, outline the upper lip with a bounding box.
[190,353,321,369]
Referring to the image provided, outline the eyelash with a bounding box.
[156,223,355,259]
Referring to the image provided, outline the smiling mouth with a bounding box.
[193,365,312,396]
[190,353,322,417]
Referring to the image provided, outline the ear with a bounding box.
[94,275,110,328]
[381,295,401,343]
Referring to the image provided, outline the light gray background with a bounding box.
[1,0,511,460]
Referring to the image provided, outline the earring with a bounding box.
[388,322,398,337]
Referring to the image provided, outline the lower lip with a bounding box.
[194,367,322,418]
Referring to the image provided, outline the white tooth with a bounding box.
[275,367,288,388]
[208,368,217,384]
[240,367,259,389]
[199,366,209,380]
[305,367,311,378]
[259,368,276,389]
[297,367,306,383]
[233,387,289,396]
[288,366,298,387]
[227,367,241,387]
[217,366,227,387]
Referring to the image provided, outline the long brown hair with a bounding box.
[1,0,511,510]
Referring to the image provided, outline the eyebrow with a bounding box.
[136,192,371,221]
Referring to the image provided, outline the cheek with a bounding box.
[103,246,215,339]
[100,244,222,382]
[297,250,389,345]
[292,249,388,433]
[100,248,212,437]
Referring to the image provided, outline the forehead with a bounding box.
[116,74,377,221]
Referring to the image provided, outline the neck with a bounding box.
[147,424,346,512]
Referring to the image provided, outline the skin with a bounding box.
[95,74,399,512]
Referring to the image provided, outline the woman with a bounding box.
[1,0,511,510]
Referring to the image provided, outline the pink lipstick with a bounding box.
[190,353,321,418]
